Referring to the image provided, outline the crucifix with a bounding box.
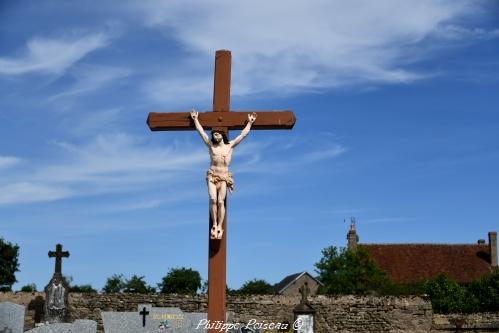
[48,244,70,276]
[147,50,295,331]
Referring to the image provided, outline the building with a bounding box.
[347,222,498,284]
[274,271,323,296]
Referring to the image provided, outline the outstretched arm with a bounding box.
[231,112,257,148]
[191,109,210,146]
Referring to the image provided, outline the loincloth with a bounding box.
[206,168,234,192]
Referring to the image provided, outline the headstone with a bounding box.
[24,320,96,333]
[44,244,70,323]
[101,304,207,333]
[293,282,315,333]
[0,302,25,333]
[294,314,314,333]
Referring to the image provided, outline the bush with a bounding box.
[20,283,37,292]
[102,274,126,293]
[424,273,478,313]
[158,267,201,294]
[123,275,156,294]
[469,268,499,312]
[236,279,274,295]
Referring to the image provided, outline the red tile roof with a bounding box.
[361,243,493,284]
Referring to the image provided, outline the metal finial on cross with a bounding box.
[147,50,295,332]
[48,244,70,276]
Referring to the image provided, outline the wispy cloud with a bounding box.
[0,133,208,205]
[128,0,494,100]
[0,156,22,170]
[302,145,348,163]
[49,65,131,101]
[0,182,73,205]
[0,33,109,75]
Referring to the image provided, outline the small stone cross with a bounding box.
[48,244,70,275]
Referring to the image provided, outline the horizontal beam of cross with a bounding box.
[147,111,296,131]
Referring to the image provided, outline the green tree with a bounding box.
[315,246,391,295]
[158,267,201,294]
[469,268,499,312]
[20,283,37,292]
[236,279,275,295]
[0,237,20,291]
[123,275,155,294]
[424,273,477,313]
[102,274,126,293]
[69,284,97,293]
[62,275,97,293]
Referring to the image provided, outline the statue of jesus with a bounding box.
[191,109,257,240]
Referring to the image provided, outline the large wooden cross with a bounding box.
[147,50,295,330]
[48,243,70,276]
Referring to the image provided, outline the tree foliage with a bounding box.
[469,268,499,312]
[315,246,391,295]
[102,274,126,293]
[424,269,499,314]
[62,275,97,293]
[123,275,156,294]
[20,283,37,292]
[158,267,201,294]
[424,273,477,313]
[236,279,275,295]
[0,237,20,291]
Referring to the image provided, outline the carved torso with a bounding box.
[208,142,233,173]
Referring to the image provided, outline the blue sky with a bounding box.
[1,1,498,291]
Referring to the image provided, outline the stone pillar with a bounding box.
[489,231,497,267]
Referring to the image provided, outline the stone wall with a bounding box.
[1,292,499,332]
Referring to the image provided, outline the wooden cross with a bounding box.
[48,244,70,276]
[147,50,296,331]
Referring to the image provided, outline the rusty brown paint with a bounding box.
[147,111,296,131]
[145,50,296,331]
[206,50,230,332]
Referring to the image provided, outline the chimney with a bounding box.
[489,232,497,267]
[478,239,486,244]
[347,217,358,251]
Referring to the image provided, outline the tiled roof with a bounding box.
[361,243,493,284]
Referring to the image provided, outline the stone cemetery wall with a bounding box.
[2,292,499,332]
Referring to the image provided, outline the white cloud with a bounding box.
[0,156,22,170]
[0,134,209,205]
[129,0,494,99]
[0,33,109,75]
[0,182,72,205]
[49,65,131,101]
[302,144,348,163]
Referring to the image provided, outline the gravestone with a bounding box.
[0,302,25,333]
[293,283,315,333]
[24,320,96,333]
[101,304,208,333]
[44,244,70,323]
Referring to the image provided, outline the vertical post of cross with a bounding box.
[207,50,230,330]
